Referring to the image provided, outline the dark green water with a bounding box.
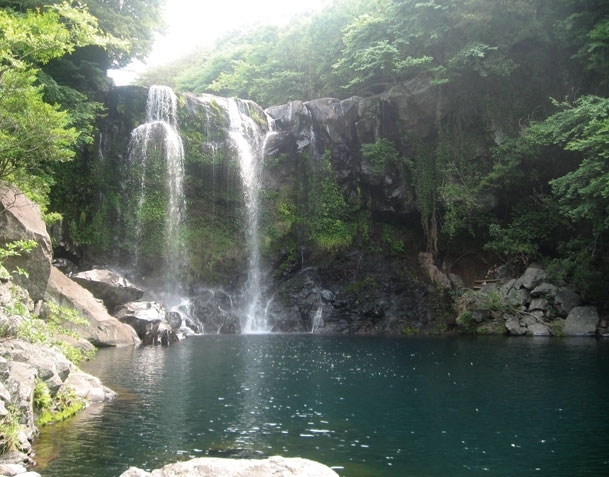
[35,335,609,476]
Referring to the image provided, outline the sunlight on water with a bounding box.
[36,336,609,476]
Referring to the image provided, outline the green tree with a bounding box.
[139,0,368,106]
[332,2,434,94]
[536,96,609,243]
[0,0,164,66]
[0,3,118,200]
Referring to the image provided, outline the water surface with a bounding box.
[35,335,609,476]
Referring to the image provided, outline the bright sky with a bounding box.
[110,0,331,84]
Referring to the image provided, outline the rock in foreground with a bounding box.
[120,456,339,477]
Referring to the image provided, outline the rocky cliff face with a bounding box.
[265,75,444,221]
[55,79,452,334]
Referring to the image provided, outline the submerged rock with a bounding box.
[119,455,339,477]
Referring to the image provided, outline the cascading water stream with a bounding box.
[127,85,186,291]
[311,306,324,333]
[226,98,275,333]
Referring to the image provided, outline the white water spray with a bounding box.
[311,306,324,333]
[128,85,186,288]
[226,98,275,333]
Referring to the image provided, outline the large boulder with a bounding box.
[114,301,180,346]
[190,289,241,334]
[71,269,144,311]
[63,369,115,403]
[0,340,72,395]
[45,267,140,347]
[530,282,582,318]
[0,186,52,302]
[553,287,583,317]
[517,266,547,291]
[505,314,526,336]
[563,306,599,336]
[119,456,339,477]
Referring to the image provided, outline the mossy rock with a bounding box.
[475,318,506,335]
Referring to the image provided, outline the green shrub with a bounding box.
[34,382,85,427]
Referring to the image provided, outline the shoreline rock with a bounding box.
[119,455,339,477]
[0,186,52,303]
[458,264,602,337]
[45,266,140,347]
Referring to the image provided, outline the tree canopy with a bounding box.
[0,3,115,180]
[0,1,164,214]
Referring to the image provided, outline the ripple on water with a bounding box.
[34,335,609,477]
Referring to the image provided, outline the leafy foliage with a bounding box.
[34,381,86,427]
[0,2,122,208]
[361,138,401,174]
[1,0,164,222]
[524,95,609,299]
[0,405,22,454]
[0,239,37,279]
[9,297,95,366]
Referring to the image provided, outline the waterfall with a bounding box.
[127,85,186,290]
[311,307,324,333]
[226,98,274,333]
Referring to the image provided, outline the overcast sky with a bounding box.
[147,0,331,65]
[109,0,331,84]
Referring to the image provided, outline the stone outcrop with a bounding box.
[0,186,52,302]
[266,94,417,219]
[114,301,180,345]
[0,462,40,477]
[0,338,115,468]
[262,76,447,222]
[45,266,140,347]
[189,288,241,334]
[119,456,339,477]
[462,265,600,336]
[71,269,144,311]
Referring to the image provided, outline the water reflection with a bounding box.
[36,336,609,477]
